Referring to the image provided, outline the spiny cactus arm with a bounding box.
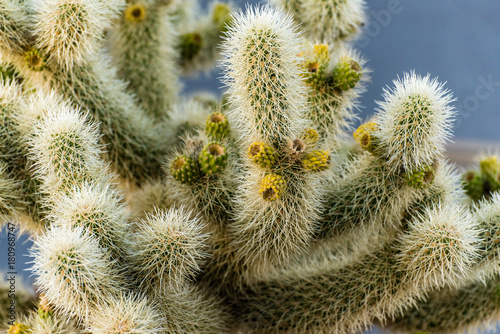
[129,101,220,215]
[38,51,169,184]
[10,0,171,184]
[49,184,130,259]
[317,71,457,246]
[317,153,408,241]
[30,226,126,322]
[221,6,330,278]
[166,118,237,226]
[365,192,500,334]
[128,207,210,293]
[107,0,180,119]
[0,160,25,228]
[376,71,456,174]
[0,272,37,331]
[195,224,250,298]
[460,192,500,281]
[8,300,82,334]
[26,95,111,194]
[30,0,122,70]
[234,201,478,334]
[302,44,368,146]
[222,6,308,147]
[179,2,232,74]
[386,276,500,334]
[87,293,163,333]
[164,125,243,296]
[129,178,176,220]
[158,284,231,333]
[269,0,366,45]
[24,91,138,261]
[463,154,500,202]
[0,81,49,233]
[166,153,236,227]
[230,165,325,279]
[396,201,479,290]
[318,157,459,247]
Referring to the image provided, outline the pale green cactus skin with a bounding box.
[388,276,500,334]
[0,1,498,334]
[108,0,180,119]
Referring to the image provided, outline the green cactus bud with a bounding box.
[205,112,230,140]
[404,165,435,188]
[24,49,45,72]
[171,155,201,185]
[179,32,203,62]
[8,323,31,334]
[259,174,285,201]
[124,3,147,23]
[333,56,362,91]
[37,307,53,320]
[301,128,319,147]
[353,122,379,154]
[303,150,330,172]
[463,170,484,201]
[212,2,232,31]
[248,142,277,169]
[199,142,228,176]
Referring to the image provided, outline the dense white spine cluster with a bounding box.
[0,0,29,54]
[49,184,129,256]
[376,72,455,173]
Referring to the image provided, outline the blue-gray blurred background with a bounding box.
[2,1,500,331]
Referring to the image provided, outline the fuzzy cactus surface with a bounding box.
[0,1,498,334]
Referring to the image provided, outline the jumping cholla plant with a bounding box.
[0,0,499,333]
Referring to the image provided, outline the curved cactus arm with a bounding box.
[386,276,500,334]
[269,0,366,45]
[179,2,233,74]
[301,43,369,147]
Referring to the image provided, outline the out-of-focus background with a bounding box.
[1,1,500,330]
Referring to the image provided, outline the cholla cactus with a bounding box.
[0,1,498,333]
